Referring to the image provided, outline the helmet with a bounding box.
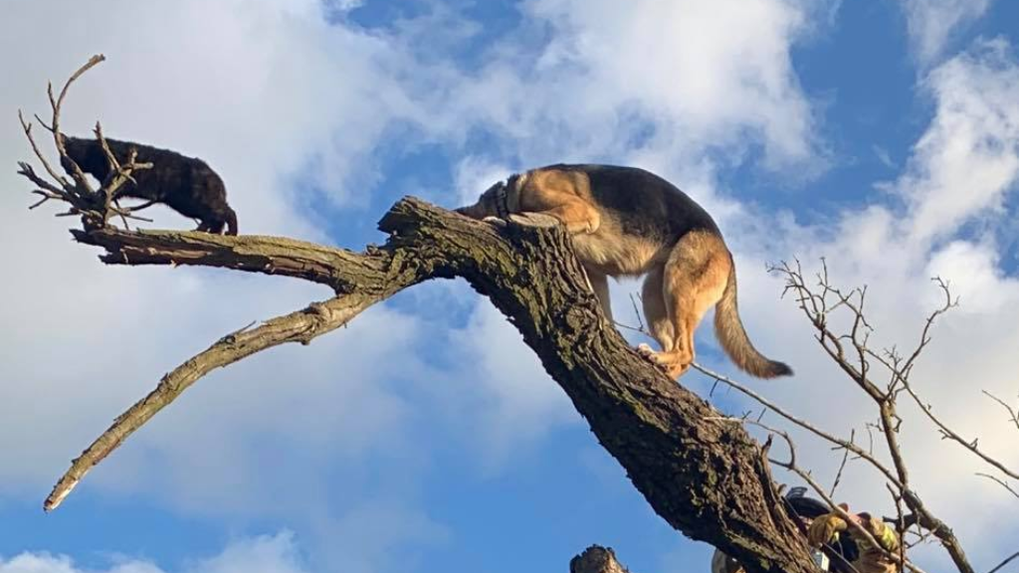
[784,487,861,571]
[709,486,860,573]
[783,486,832,519]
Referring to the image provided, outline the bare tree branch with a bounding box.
[830,429,854,497]
[45,287,410,511]
[770,262,984,573]
[31,197,820,573]
[901,379,1019,480]
[692,363,903,489]
[714,416,925,573]
[982,390,1019,433]
[975,473,1019,500]
[17,55,154,229]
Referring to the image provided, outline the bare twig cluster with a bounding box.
[691,259,1019,573]
[16,54,154,230]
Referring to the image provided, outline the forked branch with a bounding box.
[17,54,154,229]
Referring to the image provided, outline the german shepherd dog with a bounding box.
[456,164,792,379]
[61,136,238,235]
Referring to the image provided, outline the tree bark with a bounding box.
[56,197,816,573]
[570,546,631,573]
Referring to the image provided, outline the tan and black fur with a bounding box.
[457,164,791,379]
[61,135,238,235]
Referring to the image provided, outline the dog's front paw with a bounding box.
[507,212,561,228]
[482,216,508,228]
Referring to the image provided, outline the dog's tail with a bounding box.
[224,206,238,236]
[713,260,792,378]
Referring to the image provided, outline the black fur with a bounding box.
[547,164,722,244]
[61,136,238,235]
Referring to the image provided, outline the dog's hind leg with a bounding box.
[641,231,730,378]
[637,264,674,355]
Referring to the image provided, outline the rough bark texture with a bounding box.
[57,197,816,573]
[570,546,631,573]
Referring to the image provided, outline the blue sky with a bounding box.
[1,1,1018,573]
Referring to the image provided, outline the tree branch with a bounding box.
[771,262,978,573]
[43,197,818,573]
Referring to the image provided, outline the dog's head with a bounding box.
[455,175,522,220]
[454,180,507,220]
[60,136,109,179]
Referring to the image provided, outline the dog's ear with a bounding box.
[480,180,505,198]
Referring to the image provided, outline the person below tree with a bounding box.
[710,487,900,573]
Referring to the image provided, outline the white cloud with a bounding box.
[324,0,365,13]
[872,144,898,169]
[453,157,513,206]
[305,502,450,573]
[901,0,992,65]
[897,38,1019,245]
[439,0,829,177]
[0,532,307,573]
[445,301,578,468]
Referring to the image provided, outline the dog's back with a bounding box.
[534,164,721,276]
[574,164,718,238]
[62,136,237,234]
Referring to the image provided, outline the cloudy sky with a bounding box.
[1,0,1018,572]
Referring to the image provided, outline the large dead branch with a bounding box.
[15,58,817,563]
[39,197,818,573]
[13,60,818,568]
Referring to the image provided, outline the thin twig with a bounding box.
[982,390,1019,432]
[830,428,853,497]
[988,552,1019,573]
[50,55,106,194]
[18,110,68,188]
[975,473,1019,500]
[692,362,904,489]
